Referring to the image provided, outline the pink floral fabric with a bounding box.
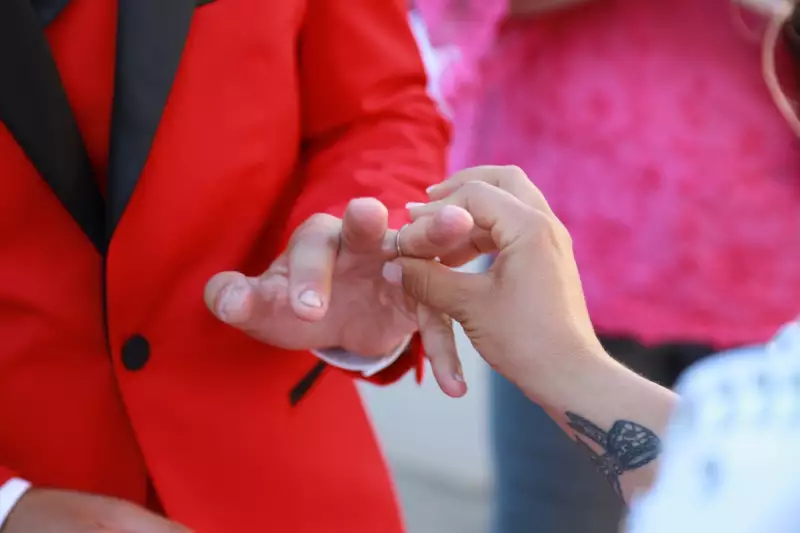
[417,0,800,348]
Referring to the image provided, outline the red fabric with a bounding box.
[0,466,15,488]
[0,1,448,531]
[356,333,426,386]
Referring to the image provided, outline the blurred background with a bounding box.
[355,3,800,532]
[360,257,493,533]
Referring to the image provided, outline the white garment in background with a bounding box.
[408,11,454,117]
[628,320,800,533]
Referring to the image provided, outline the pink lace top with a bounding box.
[417,0,800,348]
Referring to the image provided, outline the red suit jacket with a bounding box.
[0,0,449,531]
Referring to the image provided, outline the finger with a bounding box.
[435,226,495,267]
[397,221,495,268]
[382,258,486,321]
[411,181,538,251]
[146,515,194,533]
[137,511,195,533]
[95,492,194,532]
[286,214,340,321]
[383,204,474,259]
[340,197,389,255]
[403,204,497,266]
[417,305,467,398]
[204,271,260,326]
[426,165,551,214]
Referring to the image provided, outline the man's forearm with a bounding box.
[519,351,679,503]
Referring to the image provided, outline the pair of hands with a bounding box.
[1,184,479,533]
[384,166,605,401]
[1,180,481,533]
[3,166,604,532]
[202,165,603,401]
[202,193,475,396]
[201,164,603,403]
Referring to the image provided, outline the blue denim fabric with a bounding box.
[489,336,716,533]
[489,371,623,533]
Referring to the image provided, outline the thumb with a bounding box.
[382,258,484,321]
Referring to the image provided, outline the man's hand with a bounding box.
[2,488,190,533]
[203,197,473,395]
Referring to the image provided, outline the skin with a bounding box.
[203,197,474,397]
[383,166,678,503]
[6,198,475,530]
[2,488,191,533]
[5,167,676,529]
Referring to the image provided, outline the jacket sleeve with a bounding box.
[0,466,14,487]
[281,0,450,385]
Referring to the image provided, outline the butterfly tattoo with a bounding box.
[566,411,661,497]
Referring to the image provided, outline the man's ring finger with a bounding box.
[395,223,409,258]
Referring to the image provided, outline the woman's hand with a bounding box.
[383,165,609,402]
[384,166,677,502]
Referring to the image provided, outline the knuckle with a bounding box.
[526,210,559,243]
[523,210,572,250]
[308,212,338,225]
[405,269,430,301]
[532,188,550,209]
[460,179,493,197]
[292,214,340,246]
[557,219,574,248]
[449,286,473,319]
[501,165,528,183]
[299,213,339,236]
[451,165,488,184]
[501,165,550,207]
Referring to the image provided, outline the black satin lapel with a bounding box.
[107,0,195,233]
[0,0,107,253]
[30,0,72,25]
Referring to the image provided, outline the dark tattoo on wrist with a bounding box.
[565,411,661,498]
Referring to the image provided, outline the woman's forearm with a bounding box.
[394,166,681,501]
[517,349,679,503]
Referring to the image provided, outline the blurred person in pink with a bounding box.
[415,0,800,531]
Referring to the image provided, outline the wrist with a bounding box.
[519,344,678,436]
[515,340,618,409]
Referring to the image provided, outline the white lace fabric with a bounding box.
[627,320,800,533]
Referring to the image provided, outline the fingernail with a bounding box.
[217,281,249,322]
[382,262,402,286]
[406,201,426,210]
[298,290,324,308]
[426,184,442,194]
[454,365,465,383]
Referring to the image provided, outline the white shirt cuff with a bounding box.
[0,478,31,529]
[311,335,412,377]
